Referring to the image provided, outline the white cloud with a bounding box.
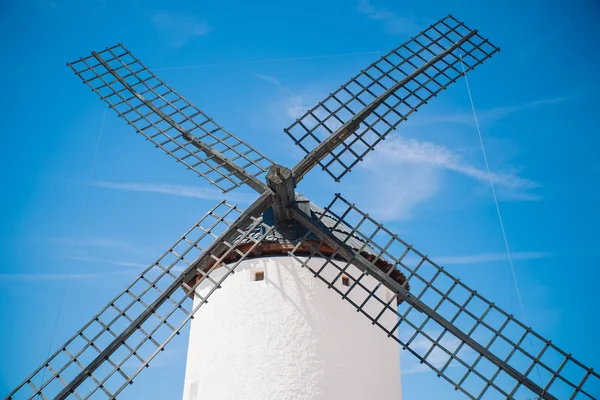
[364,136,538,190]
[151,11,209,48]
[400,331,470,375]
[341,96,565,220]
[351,162,440,220]
[66,255,147,268]
[255,73,307,120]
[476,97,567,125]
[255,74,285,91]
[357,0,421,35]
[0,269,138,282]
[285,95,310,120]
[0,273,102,281]
[415,97,568,127]
[89,180,255,204]
[54,237,144,254]
[52,236,161,264]
[254,73,345,138]
[435,251,551,265]
[350,135,539,220]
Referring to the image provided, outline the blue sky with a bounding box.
[1,0,599,398]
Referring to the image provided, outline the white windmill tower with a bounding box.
[5,15,600,400]
[181,196,406,400]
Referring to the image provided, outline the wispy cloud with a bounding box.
[357,0,421,35]
[351,161,440,221]
[400,332,470,375]
[350,135,539,220]
[364,136,538,190]
[51,236,158,270]
[285,95,312,120]
[254,74,310,120]
[151,11,209,48]
[0,273,101,281]
[416,97,568,127]
[14,244,148,283]
[89,180,255,204]
[254,74,341,137]
[255,74,285,91]
[66,255,147,268]
[54,237,145,254]
[3,239,146,282]
[435,251,551,265]
[0,270,137,282]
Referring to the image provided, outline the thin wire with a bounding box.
[154,50,381,71]
[459,55,544,388]
[36,106,108,398]
[82,107,108,207]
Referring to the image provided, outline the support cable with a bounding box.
[36,106,108,398]
[459,55,544,388]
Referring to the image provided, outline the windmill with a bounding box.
[5,14,599,400]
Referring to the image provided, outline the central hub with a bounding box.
[266,164,296,223]
[266,164,292,187]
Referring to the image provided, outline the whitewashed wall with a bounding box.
[183,256,402,400]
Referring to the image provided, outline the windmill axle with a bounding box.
[266,164,296,223]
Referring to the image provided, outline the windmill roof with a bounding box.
[188,193,409,298]
[239,193,377,256]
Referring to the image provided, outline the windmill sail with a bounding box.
[7,13,598,400]
[68,44,273,194]
[289,194,599,400]
[6,199,275,400]
[288,15,499,184]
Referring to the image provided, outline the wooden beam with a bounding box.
[266,164,295,223]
